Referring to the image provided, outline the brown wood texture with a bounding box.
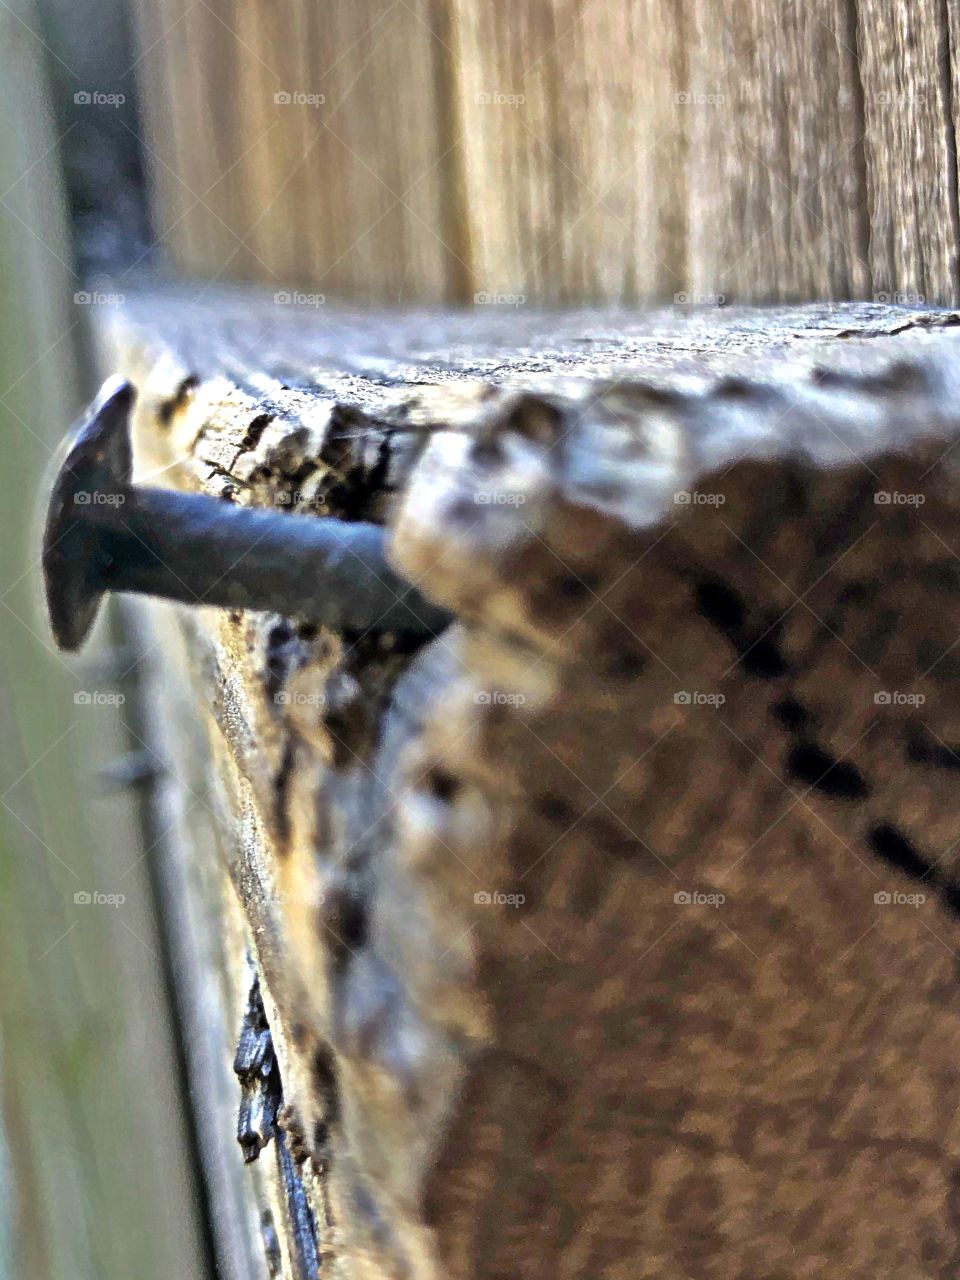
[97,288,960,1278]
[129,0,460,301]
[127,0,960,305]
[684,0,870,301]
[857,0,959,300]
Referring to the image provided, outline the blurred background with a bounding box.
[0,1,956,1277]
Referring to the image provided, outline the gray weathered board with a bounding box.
[96,288,960,1278]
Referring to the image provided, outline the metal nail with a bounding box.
[43,377,453,651]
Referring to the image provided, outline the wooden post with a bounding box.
[97,288,960,1278]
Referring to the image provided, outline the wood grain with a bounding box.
[684,0,871,301]
[129,0,457,301]
[127,0,960,305]
[449,0,685,303]
[100,288,960,1278]
[857,0,959,302]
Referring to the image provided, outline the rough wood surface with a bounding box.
[99,289,960,1279]
[857,0,960,301]
[685,0,869,301]
[126,0,960,305]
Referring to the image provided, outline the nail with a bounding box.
[43,377,453,651]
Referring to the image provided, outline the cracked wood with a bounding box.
[103,292,960,1279]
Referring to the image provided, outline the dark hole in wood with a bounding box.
[557,574,593,600]
[907,729,960,771]
[603,649,646,680]
[741,636,789,679]
[867,823,935,883]
[696,578,745,634]
[428,768,460,802]
[312,1044,340,1127]
[772,698,808,731]
[537,793,575,824]
[787,742,869,800]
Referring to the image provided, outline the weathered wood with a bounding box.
[122,599,269,1280]
[685,0,870,300]
[857,0,959,301]
[129,0,459,300]
[449,0,685,302]
[93,289,960,1277]
[127,0,960,305]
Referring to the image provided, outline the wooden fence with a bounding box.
[130,1,960,305]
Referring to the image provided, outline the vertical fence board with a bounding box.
[684,0,870,302]
[131,0,456,302]
[857,0,959,302]
[450,0,684,304]
[128,0,960,305]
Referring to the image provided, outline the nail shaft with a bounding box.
[85,488,448,636]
